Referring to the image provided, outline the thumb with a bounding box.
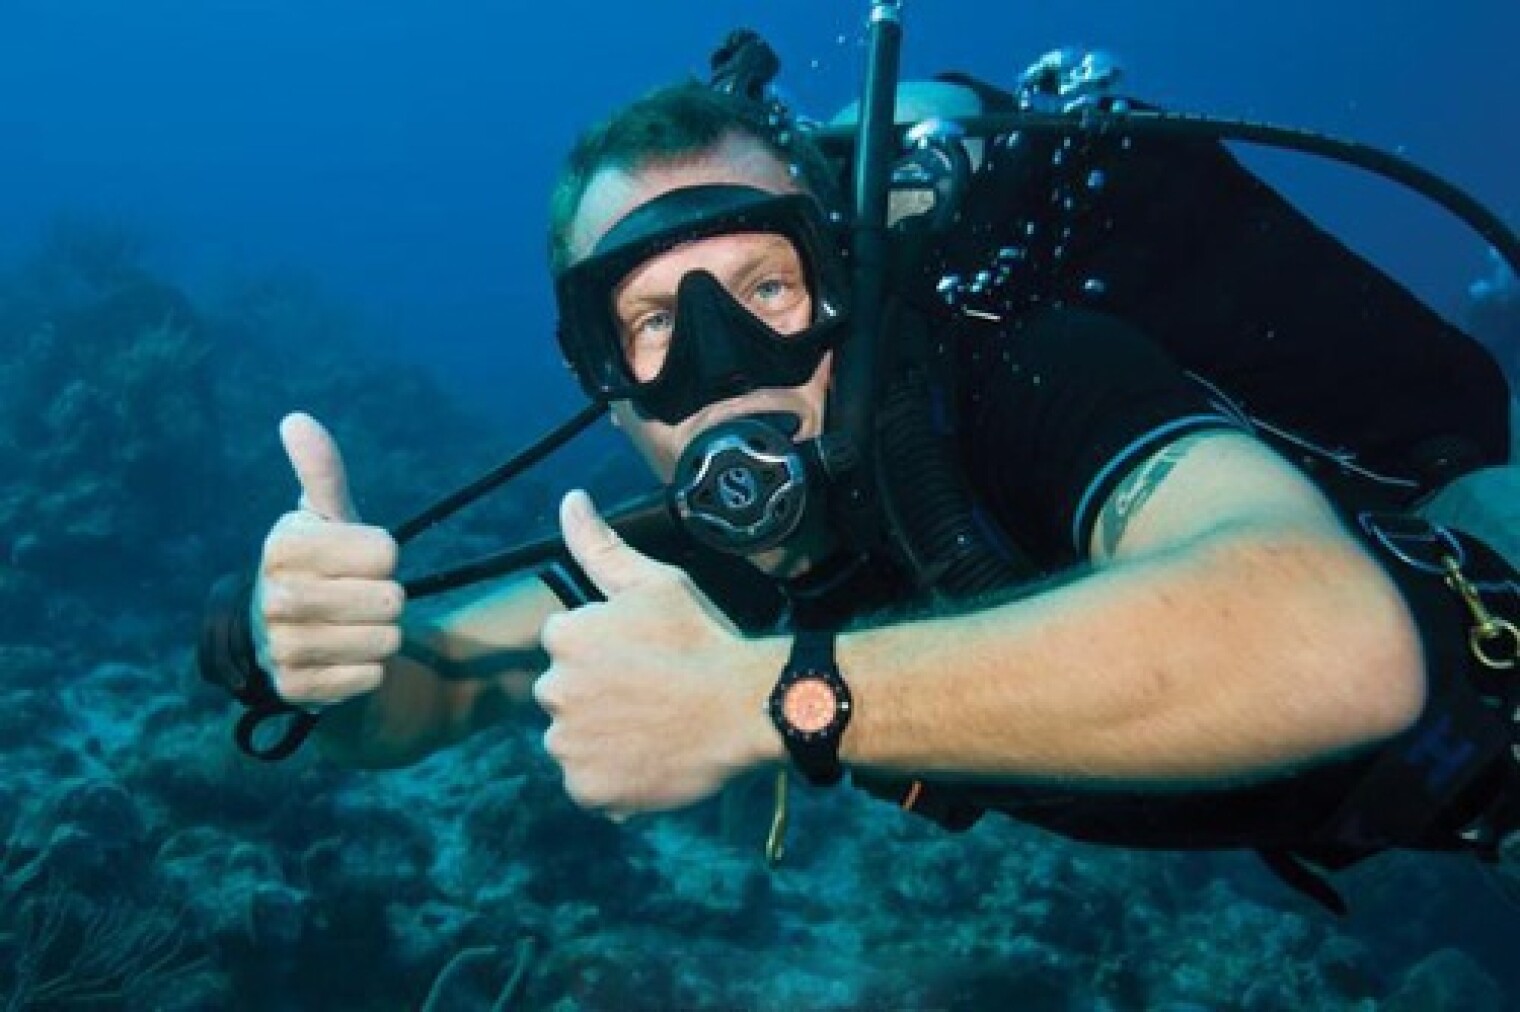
[560,489,662,598]
[279,412,360,523]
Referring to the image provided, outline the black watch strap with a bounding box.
[769,629,852,786]
[197,571,320,761]
[790,627,836,671]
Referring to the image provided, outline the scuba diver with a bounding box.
[199,19,1520,912]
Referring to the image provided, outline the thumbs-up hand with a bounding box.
[534,490,785,819]
[251,413,405,709]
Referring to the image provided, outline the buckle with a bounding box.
[1361,512,1520,671]
[1359,511,1465,575]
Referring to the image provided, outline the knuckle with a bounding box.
[562,778,604,812]
[364,529,400,575]
[376,581,407,621]
[372,625,403,660]
[330,663,384,701]
[261,524,295,572]
[272,670,315,705]
[265,636,297,668]
[352,663,385,694]
[531,672,560,712]
[262,514,331,575]
[539,612,568,655]
[258,579,296,622]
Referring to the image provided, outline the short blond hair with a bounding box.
[547,81,838,276]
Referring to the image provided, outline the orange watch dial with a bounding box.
[782,677,838,733]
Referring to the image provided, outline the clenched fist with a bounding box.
[251,413,405,708]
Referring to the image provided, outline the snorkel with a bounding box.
[229,5,1520,760]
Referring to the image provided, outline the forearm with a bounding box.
[835,525,1426,788]
[312,642,476,769]
[315,577,560,769]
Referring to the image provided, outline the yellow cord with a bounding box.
[764,770,789,867]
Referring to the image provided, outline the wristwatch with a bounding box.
[767,629,853,786]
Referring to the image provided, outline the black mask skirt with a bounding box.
[555,185,851,425]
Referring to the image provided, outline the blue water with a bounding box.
[3,0,1516,423]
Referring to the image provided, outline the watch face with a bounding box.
[782,676,838,734]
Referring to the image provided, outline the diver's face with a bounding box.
[568,133,834,483]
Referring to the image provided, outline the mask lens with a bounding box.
[612,231,813,386]
[554,187,849,415]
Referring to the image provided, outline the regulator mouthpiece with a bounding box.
[670,414,812,554]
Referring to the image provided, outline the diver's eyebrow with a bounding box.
[741,247,801,278]
[614,286,674,321]
[734,237,802,280]
[611,281,677,325]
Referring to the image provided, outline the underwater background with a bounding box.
[2,0,1519,1008]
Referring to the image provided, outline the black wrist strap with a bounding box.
[789,628,836,670]
[776,628,850,786]
[197,571,320,761]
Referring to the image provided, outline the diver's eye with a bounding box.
[754,277,788,301]
[632,307,675,338]
[749,275,804,315]
[623,308,675,382]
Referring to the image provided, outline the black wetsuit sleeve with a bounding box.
[962,306,1244,561]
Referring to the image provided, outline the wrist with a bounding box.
[733,636,791,771]
[198,570,322,761]
[767,629,853,786]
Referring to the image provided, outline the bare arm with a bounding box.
[823,430,1426,788]
[532,432,1428,818]
[314,574,565,769]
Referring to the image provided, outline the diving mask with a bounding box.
[555,185,851,424]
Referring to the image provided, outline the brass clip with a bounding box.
[1441,555,1520,670]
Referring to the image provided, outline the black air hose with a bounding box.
[874,377,1038,599]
